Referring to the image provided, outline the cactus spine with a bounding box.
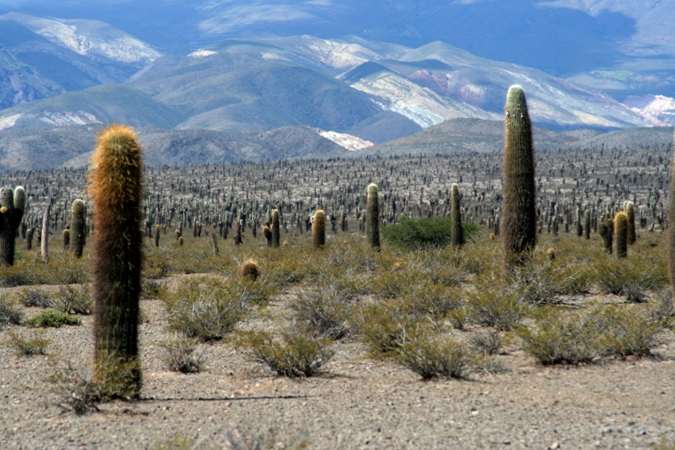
[71,199,86,258]
[501,86,536,269]
[614,211,628,258]
[450,183,464,247]
[312,209,326,248]
[366,183,380,249]
[271,209,281,248]
[89,125,143,399]
[0,186,25,266]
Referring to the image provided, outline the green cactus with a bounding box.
[312,209,326,248]
[271,209,281,248]
[599,216,613,254]
[63,228,71,250]
[625,201,636,245]
[71,199,86,258]
[450,183,464,247]
[366,183,380,249]
[88,125,143,399]
[614,211,628,258]
[0,186,26,266]
[501,86,536,269]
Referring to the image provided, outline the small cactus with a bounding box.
[241,259,260,281]
[450,183,464,247]
[312,209,326,248]
[271,209,281,248]
[614,211,628,258]
[63,228,71,250]
[89,125,144,399]
[0,186,26,266]
[501,86,536,269]
[263,224,273,247]
[71,199,86,258]
[366,184,380,249]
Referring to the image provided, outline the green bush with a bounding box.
[237,331,334,378]
[27,310,81,328]
[0,295,23,328]
[163,278,248,342]
[16,289,53,308]
[396,332,470,380]
[160,336,205,374]
[52,285,92,315]
[518,309,602,365]
[290,287,353,340]
[383,216,478,250]
[5,330,50,356]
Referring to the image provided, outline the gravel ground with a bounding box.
[1,281,674,450]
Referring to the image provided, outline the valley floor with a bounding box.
[1,234,674,450]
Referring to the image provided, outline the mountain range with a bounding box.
[0,1,673,169]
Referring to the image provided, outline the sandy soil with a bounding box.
[1,281,674,450]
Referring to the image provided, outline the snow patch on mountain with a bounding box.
[351,72,497,128]
[0,13,160,64]
[303,38,380,69]
[318,130,374,151]
[38,111,101,127]
[625,95,675,126]
[0,114,23,131]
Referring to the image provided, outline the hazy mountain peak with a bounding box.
[0,12,160,64]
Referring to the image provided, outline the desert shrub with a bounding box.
[382,216,478,250]
[16,289,53,308]
[650,290,675,326]
[592,256,668,302]
[49,364,102,415]
[152,429,310,450]
[142,279,163,299]
[0,295,23,327]
[552,263,594,296]
[5,330,49,356]
[160,336,205,374]
[518,309,602,365]
[163,278,248,341]
[26,310,81,328]
[357,302,420,355]
[466,278,527,330]
[290,287,352,340]
[594,306,662,358]
[396,330,470,380]
[520,305,664,364]
[399,283,462,320]
[52,285,92,315]
[237,331,334,378]
[369,268,420,299]
[510,263,561,305]
[469,330,502,355]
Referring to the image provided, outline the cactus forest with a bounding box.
[1,85,674,449]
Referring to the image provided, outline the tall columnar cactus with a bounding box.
[71,199,86,258]
[366,183,380,249]
[450,183,464,247]
[41,202,50,264]
[614,211,628,258]
[501,85,536,269]
[0,186,25,266]
[625,201,636,245]
[584,209,591,240]
[312,209,326,248]
[599,216,613,254]
[88,125,143,399]
[271,209,281,248]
